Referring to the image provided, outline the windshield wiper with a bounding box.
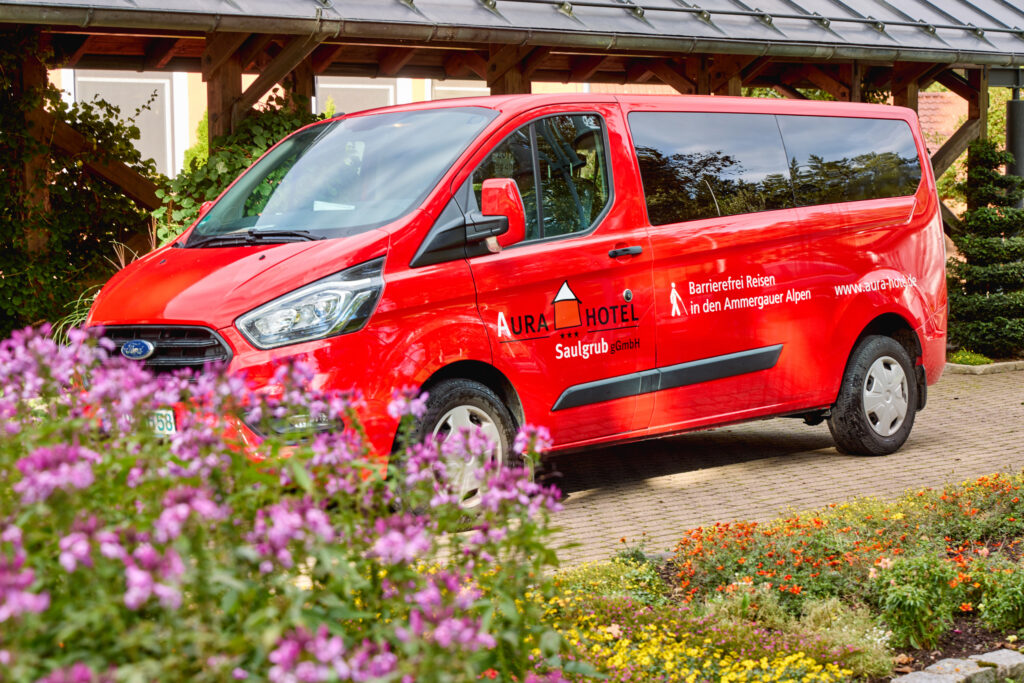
[185,229,324,248]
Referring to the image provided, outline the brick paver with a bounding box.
[547,371,1024,565]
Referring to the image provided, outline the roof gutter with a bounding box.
[1,5,1021,67]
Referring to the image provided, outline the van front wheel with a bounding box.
[415,379,520,509]
[827,335,918,456]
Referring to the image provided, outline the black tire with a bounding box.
[413,379,521,509]
[827,335,918,456]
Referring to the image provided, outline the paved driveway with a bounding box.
[546,371,1024,565]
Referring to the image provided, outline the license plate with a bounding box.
[147,409,177,436]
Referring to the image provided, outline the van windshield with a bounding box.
[188,107,497,244]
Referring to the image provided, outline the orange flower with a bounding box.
[481,669,499,679]
[959,603,973,612]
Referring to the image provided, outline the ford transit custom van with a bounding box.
[88,94,947,501]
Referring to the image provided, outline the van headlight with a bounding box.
[236,257,384,349]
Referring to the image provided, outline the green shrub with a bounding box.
[877,555,959,649]
[981,564,1024,631]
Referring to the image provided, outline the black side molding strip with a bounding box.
[551,344,783,411]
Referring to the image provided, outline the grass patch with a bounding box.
[949,348,994,365]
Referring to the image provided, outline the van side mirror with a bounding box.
[481,178,526,249]
[199,200,214,217]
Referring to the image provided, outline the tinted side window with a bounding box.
[629,112,794,225]
[777,116,922,206]
[473,114,610,241]
[534,115,610,237]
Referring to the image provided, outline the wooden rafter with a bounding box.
[522,47,551,79]
[378,47,417,77]
[485,44,533,86]
[237,34,273,71]
[310,43,345,74]
[569,55,609,82]
[709,55,753,93]
[444,51,488,79]
[931,118,983,176]
[202,31,249,80]
[772,82,807,99]
[142,37,180,71]
[935,70,978,101]
[649,59,694,95]
[232,33,325,126]
[625,59,654,84]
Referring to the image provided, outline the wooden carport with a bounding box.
[2,0,1024,231]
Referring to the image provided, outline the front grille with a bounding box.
[104,326,232,375]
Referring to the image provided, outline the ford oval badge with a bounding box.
[121,339,156,361]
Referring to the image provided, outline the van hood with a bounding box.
[88,230,390,331]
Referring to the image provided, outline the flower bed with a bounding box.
[0,327,586,682]
[543,474,1024,681]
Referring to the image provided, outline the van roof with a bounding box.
[332,92,919,125]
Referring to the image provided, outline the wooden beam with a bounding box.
[33,110,161,210]
[694,55,711,95]
[967,67,988,139]
[378,47,416,77]
[931,117,982,177]
[803,64,850,101]
[740,56,772,83]
[709,55,753,94]
[444,51,488,80]
[202,31,249,81]
[569,55,609,83]
[288,57,314,110]
[232,33,325,127]
[486,44,534,86]
[625,59,654,84]
[54,34,91,68]
[142,37,179,71]
[649,59,695,95]
[310,43,345,75]
[522,47,551,79]
[940,202,962,236]
[206,49,241,141]
[237,34,273,71]
[772,82,807,99]
[935,70,978,101]
[849,61,862,102]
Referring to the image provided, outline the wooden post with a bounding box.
[850,61,862,103]
[696,55,711,95]
[288,57,314,112]
[487,45,531,95]
[21,49,50,255]
[203,32,247,142]
[967,66,990,211]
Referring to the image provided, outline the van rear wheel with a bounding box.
[828,335,918,456]
[415,379,521,510]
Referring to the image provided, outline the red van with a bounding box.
[88,94,946,502]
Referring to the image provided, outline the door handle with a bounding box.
[608,246,643,258]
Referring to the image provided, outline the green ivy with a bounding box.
[0,28,161,338]
[948,139,1024,358]
[154,95,321,244]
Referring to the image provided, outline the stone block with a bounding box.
[889,672,961,682]
[970,649,1024,679]
[925,658,997,683]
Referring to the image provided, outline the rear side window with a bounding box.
[777,115,922,206]
[472,113,610,241]
[629,112,794,225]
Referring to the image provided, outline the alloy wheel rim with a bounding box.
[432,405,504,509]
[862,355,909,437]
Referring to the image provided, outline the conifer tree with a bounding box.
[948,140,1024,357]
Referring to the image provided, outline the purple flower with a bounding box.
[387,386,428,420]
[368,515,432,565]
[247,499,336,570]
[14,443,100,504]
[513,424,552,456]
[0,525,50,622]
[35,662,113,683]
[58,532,92,573]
